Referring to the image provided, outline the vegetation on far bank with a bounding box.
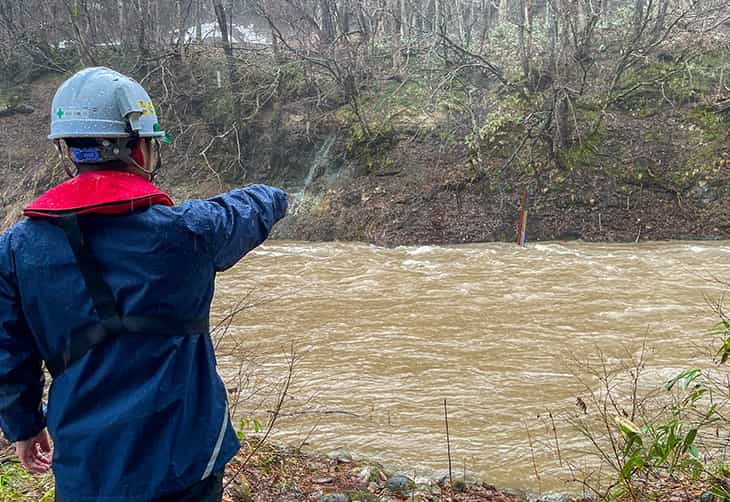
[1,0,729,242]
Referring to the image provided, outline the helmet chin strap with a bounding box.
[117,123,161,181]
[118,138,161,181]
[54,139,78,178]
[150,139,162,181]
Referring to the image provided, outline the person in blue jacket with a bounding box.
[0,67,288,501]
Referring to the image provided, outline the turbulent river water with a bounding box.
[212,240,730,495]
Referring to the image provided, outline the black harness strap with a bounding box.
[45,213,208,378]
[57,214,120,322]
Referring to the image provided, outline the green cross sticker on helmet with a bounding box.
[49,67,167,142]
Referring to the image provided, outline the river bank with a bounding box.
[1,48,729,245]
[223,440,586,501]
[0,436,548,501]
[225,439,723,501]
[0,436,588,501]
[1,435,718,501]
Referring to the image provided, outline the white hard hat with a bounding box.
[49,67,169,142]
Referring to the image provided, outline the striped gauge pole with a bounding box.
[517,191,529,247]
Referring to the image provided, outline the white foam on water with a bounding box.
[406,246,438,256]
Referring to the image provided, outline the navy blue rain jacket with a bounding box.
[0,184,288,501]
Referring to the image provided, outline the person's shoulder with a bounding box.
[0,219,50,269]
[0,219,47,246]
[2,218,38,234]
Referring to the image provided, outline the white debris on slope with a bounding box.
[172,22,269,45]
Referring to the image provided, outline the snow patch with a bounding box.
[173,22,269,45]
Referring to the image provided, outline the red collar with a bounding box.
[24,171,174,218]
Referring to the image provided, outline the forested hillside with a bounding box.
[1,0,729,244]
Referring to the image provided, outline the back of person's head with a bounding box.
[49,67,170,179]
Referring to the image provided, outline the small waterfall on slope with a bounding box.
[290,134,337,216]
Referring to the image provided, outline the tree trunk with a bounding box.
[129,0,149,60]
[176,0,186,60]
[544,0,572,161]
[118,0,125,47]
[392,0,402,71]
[154,1,161,46]
[214,1,240,115]
[214,0,246,175]
[517,0,530,84]
[196,0,202,41]
[653,0,669,42]
[66,0,97,66]
[575,0,587,34]
[338,0,352,33]
[81,1,96,45]
[633,0,646,38]
[498,0,510,24]
[433,0,440,34]
[457,0,465,42]
[320,0,335,44]
[400,0,406,39]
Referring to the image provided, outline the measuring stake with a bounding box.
[517,191,529,247]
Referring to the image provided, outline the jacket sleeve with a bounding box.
[0,231,45,442]
[183,184,288,271]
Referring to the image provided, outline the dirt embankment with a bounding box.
[1,73,729,245]
[277,110,730,246]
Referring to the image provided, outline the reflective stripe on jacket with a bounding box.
[0,184,288,501]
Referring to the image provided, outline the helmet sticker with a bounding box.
[138,101,156,116]
[56,107,97,119]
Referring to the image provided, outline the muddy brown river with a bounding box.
[212,240,730,495]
